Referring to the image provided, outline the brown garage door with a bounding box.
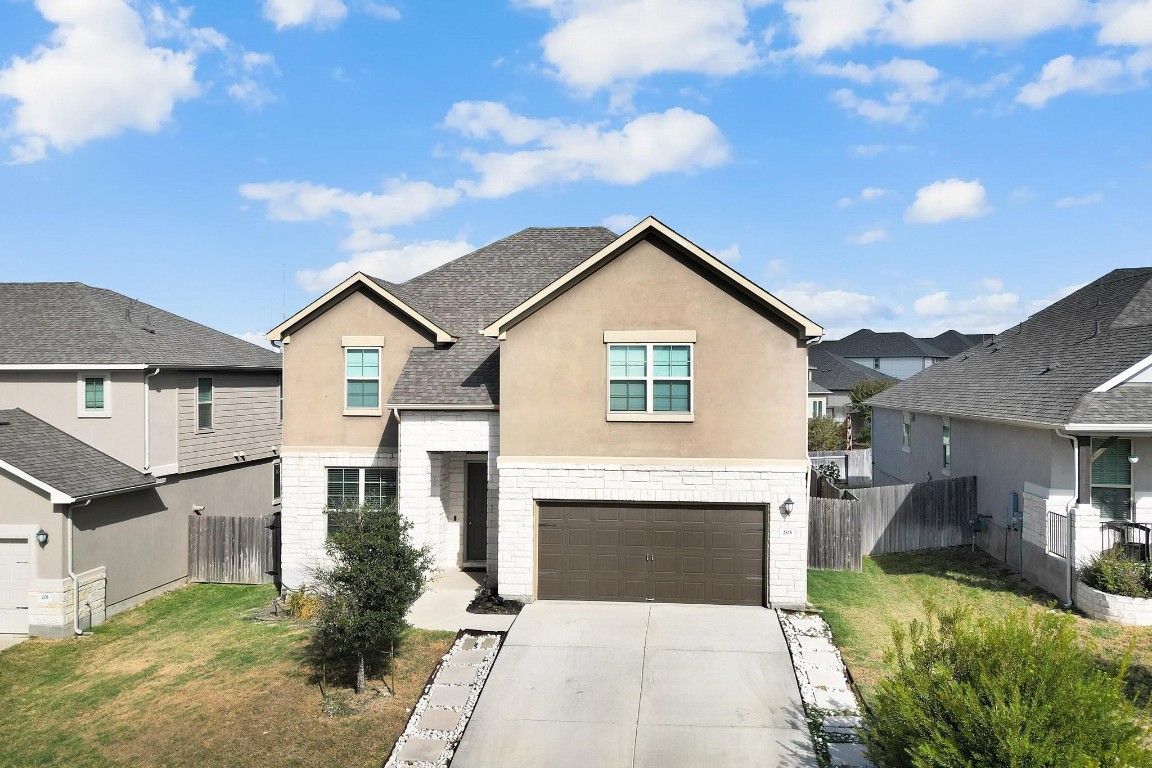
[537,503,765,606]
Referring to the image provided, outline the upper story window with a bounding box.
[1091,438,1132,521]
[345,348,381,411]
[942,417,951,472]
[606,342,693,421]
[77,372,110,418]
[902,411,912,452]
[197,378,213,430]
[873,358,881,369]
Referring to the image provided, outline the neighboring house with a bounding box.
[0,283,282,637]
[808,346,896,423]
[820,328,990,379]
[271,217,822,608]
[869,268,1152,603]
[808,374,831,419]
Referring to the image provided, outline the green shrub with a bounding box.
[862,604,1151,768]
[808,415,846,451]
[1081,548,1152,598]
[818,462,842,483]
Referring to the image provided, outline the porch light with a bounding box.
[1129,455,1140,464]
[35,528,48,547]
[782,497,795,516]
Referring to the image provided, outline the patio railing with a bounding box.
[1046,510,1068,559]
[1101,521,1151,562]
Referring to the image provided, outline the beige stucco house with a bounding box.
[272,217,822,607]
[0,283,282,637]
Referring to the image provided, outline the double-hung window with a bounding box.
[77,372,110,417]
[941,417,951,473]
[197,378,213,430]
[345,348,381,411]
[1091,438,1132,521]
[901,411,912,452]
[325,467,398,535]
[607,340,693,421]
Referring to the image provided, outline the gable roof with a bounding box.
[927,330,993,356]
[0,283,281,369]
[0,408,157,502]
[821,329,951,359]
[481,217,823,339]
[809,346,897,392]
[808,380,832,395]
[869,268,1152,429]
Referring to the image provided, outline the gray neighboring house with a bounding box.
[808,346,897,423]
[869,268,1152,603]
[820,328,990,380]
[0,283,282,637]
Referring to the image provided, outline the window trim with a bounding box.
[605,341,694,422]
[1091,437,1133,521]
[901,411,912,453]
[76,371,111,418]
[324,466,398,535]
[941,416,951,475]
[196,377,214,431]
[273,461,282,505]
[811,399,824,418]
[344,347,383,416]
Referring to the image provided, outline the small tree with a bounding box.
[312,501,434,694]
[863,604,1152,768]
[808,415,846,451]
[848,378,894,447]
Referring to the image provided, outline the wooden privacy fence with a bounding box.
[809,475,977,571]
[808,448,873,483]
[189,513,280,585]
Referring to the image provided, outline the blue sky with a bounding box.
[1,0,1151,343]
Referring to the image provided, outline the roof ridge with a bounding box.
[74,283,149,361]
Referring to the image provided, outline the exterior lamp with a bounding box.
[782,497,795,516]
[35,528,48,547]
[1129,455,1140,464]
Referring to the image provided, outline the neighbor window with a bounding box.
[942,417,951,471]
[197,378,213,430]
[902,411,912,451]
[273,461,282,502]
[77,372,110,417]
[873,358,881,370]
[608,343,692,416]
[345,348,381,410]
[811,400,824,418]
[325,467,398,535]
[1091,438,1132,521]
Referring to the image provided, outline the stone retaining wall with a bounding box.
[1075,581,1152,626]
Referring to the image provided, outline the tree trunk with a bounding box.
[355,653,365,695]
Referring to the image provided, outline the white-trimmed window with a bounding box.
[197,378,213,430]
[941,417,951,473]
[607,342,693,420]
[77,372,110,418]
[325,467,398,535]
[273,461,282,503]
[902,411,912,452]
[345,348,381,411]
[1091,438,1132,521]
[811,399,824,418]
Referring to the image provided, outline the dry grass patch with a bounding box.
[0,584,454,768]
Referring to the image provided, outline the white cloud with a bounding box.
[239,179,462,230]
[715,244,742,263]
[603,213,640,232]
[234,331,280,351]
[1097,0,1152,45]
[979,277,1004,292]
[838,186,890,207]
[227,52,279,109]
[518,0,762,99]
[911,289,1027,334]
[361,2,402,21]
[847,227,888,245]
[819,57,942,123]
[905,178,991,223]
[1054,192,1104,207]
[783,0,887,57]
[446,102,730,198]
[765,258,790,277]
[263,0,348,30]
[296,237,475,291]
[775,283,899,334]
[0,0,203,163]
[1017,50,1152,107]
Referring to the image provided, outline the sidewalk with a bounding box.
[406,570,517,633]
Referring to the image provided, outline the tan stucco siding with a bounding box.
[499,238,808,460]
[281,287,434,449]
[0,472,65,580]
[176,371,281,473]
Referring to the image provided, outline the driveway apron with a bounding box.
[452,602,817,768]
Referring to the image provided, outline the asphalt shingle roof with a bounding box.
[821,329,951,359]
[808,380,832,395]
[0,283,282,368]
[809,346,897,392]
[386,227,618,406]
[927,330,993,356]
[869,268,1152,427]
[0,408,157,499]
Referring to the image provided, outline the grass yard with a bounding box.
[0,584,455,768]
[808,547,1152,720]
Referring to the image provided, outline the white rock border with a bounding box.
[385,629,505,768]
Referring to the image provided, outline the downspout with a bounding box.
[143,367,160,471]
[1056,428,1079,608]
[66,499,91,636]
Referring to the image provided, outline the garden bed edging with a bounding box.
[1075,581,1152,626]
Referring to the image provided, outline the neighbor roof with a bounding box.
[0,283,281,369]
[821,329,951,359]
[809,346,897,392]
[0,408,157,502]
[869,268,1152,428]
[808,380,832,395]
[927,330,992,357]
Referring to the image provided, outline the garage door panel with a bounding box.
[623,530,647,547]
[681,531,706,549]
[0,539,31,635]
[595,529,619,547]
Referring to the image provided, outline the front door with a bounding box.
[466,463,488,562]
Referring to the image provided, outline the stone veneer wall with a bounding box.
[495,459,810,607]
[1075,581,1152,626]
[28,566,106,638]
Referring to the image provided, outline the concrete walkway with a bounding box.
[452,602,817,768]
[0,634,26,652]
[407,570,516,633]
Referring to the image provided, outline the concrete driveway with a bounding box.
[452,602,817,768]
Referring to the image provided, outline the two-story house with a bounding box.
[271,217,822,608]
[818,329,990,380]
[0,283,282,637]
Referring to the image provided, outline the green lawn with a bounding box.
[808,547,1152,720]
[0,584,455,768]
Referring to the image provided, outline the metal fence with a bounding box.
[1101,521,1151,562]
[1046,510,1068,559]
[189,513,280,585]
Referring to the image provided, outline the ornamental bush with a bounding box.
[862,604,1151,768]
[1081,548,1152,598]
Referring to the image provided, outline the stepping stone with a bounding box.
[436,665,480,685]
[417,708,464,733]
[459,637,478,651]
[398,737,447,764]
[813,688,859,712]
[788,614,827,633]
[804,650,841,668]
[828,741,873,767]
[449,649,489,665]
[807,668,849,689]
[823,715,863,735]
[427,685,471,709]
[798,636,837,655]
[478,636,498,649]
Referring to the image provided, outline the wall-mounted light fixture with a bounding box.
[1129,455,1140,464]
[35,528,48,547]
[782,497,795,516]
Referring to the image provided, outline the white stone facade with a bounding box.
[28,566,106,638]
[496,459,810,607]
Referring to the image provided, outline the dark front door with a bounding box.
[466,463,488,562]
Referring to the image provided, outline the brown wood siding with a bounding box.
[177,372,281,473]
